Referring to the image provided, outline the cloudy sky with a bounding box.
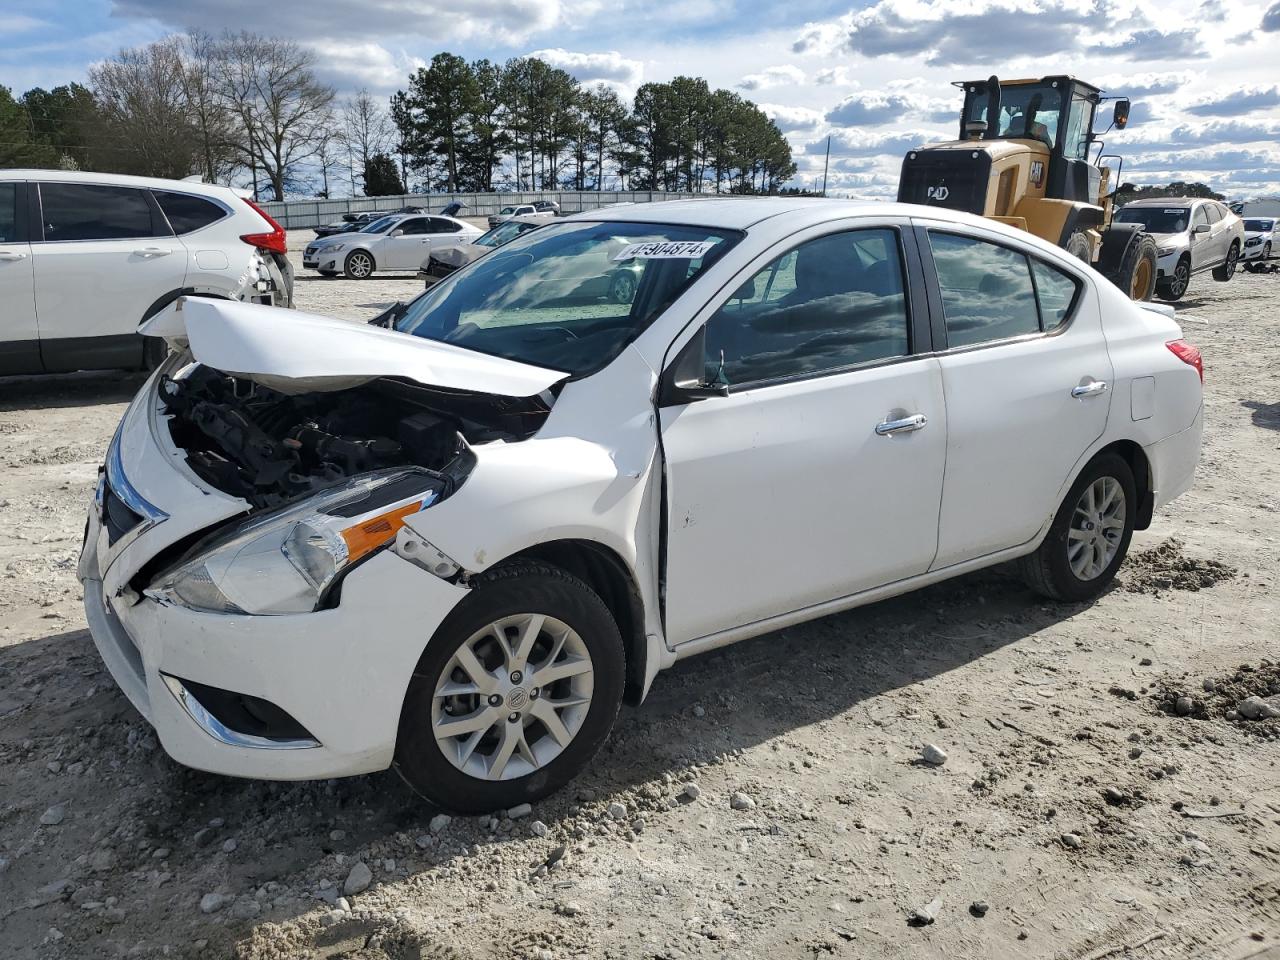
[3,0,1279,198]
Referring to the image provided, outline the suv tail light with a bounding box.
[239,199,287,255]
[1166,339,1203,383]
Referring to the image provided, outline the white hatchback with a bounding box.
[80,199,1203,812]
[302,213,483,278]
[0,170,292,375]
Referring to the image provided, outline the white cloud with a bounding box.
[814,66,851,86]
[526,48,643,92]
[0,14,46,32]
[760,103,824,132]
[738,64,805,91]
[308,41,424,93]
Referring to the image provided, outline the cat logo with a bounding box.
[1030,160,1045,188]
[926,184,950,202]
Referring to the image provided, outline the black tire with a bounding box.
[394,561,625,813]
[1064,230,1091,262]
[1019,452,1137,603]
[343,250,375,280]
[1156,255,1190,302]
[142,336,169,371]
[1102,232,1157,301]
[1212,241,1239,281]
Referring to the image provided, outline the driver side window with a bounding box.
[703,228,911,388]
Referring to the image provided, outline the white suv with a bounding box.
[0,170,292,375]
[1114,197,1244,301]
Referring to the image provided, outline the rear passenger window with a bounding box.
[0,184,16,242]
[154,191,226,234]
[704,228,911,387]
[40,183,157,241]
[1030,259,1080,330]
[929,232,1040,347]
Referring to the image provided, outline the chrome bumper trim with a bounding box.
[160,674,321,751]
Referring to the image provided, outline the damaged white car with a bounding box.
[79,199,1204,812]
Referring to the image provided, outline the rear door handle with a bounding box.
[1071,381,1108,398]
[875,413,928,436]
[135,247,172,258]
[0,250,28,261]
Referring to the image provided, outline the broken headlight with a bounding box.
[147,469,439,615]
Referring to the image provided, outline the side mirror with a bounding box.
[389,228,404,237]
[1193,223,1210,235]
[1112,99,1130,130]
[659,325,729,406]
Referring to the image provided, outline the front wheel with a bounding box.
[1019,453,1136,602]
[1156,256,1190,302]
[344,250,375,280]
[395,562,624,812]
[1213,242,1239,281]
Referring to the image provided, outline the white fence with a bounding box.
[259,191,703,229]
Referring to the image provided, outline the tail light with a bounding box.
[239,199,287,255]
[1166,339,1203,383]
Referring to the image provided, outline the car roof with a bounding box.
[0,167,243,201]
[564,197,955,230]
[1123,197,1207,208]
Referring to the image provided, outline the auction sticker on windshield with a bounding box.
[614,240,717,261]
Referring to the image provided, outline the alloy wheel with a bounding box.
[1170,262,1189,297]
[348,252,373,279]
[431,613,595,781]
[1067,476,1126,581]
[1224,244,1239,279]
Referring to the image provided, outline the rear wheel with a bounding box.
[1156,255,1190,302]
[344,250,375,279]
[1064,230,1091,262]
[1212,241,1239,281]
[394,562,625,813]
[1019,453,1136,602]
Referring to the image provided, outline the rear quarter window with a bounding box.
[154,191,227,235]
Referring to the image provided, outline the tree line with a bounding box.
[1,32,795,200]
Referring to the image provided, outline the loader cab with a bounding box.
[959,76,1102,205]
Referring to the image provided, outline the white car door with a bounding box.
[1188,205,1213,271]
[424,217,472,255]
[379,217,435,270]
[0,180,39,374]
[659,223,947,645]
[916,221,1113,569]
[32,181,186,372]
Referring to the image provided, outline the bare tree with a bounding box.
[179,31,237,183]
[214,32,335,200]
[89,37,200,179]
[341,89,391,194]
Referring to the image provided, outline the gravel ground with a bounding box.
[1,231,1278,960]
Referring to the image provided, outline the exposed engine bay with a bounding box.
[161,364,553,508]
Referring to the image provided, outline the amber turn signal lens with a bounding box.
[340,500,423,564]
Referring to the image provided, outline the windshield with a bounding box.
[964,81,1063,148]
[499,206,519,215]
[476,220,534,248]
[1244,219,1275,231]
[1115,207,1190,234]
[394,220,740,376]
[360,216,399,234]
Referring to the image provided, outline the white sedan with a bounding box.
[302,212,482,278]
[80,199,1203,812]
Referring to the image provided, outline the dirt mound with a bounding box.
[1151,661,1280,737]
[1119,538,1236,594]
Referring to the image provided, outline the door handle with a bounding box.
[875,413,928,436]
[1071,380,1108,398]
[135,247,172,258]
[0,250,29,261]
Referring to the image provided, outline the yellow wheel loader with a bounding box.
[898,75,1157,301]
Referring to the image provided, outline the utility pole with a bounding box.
[821,135,831,197]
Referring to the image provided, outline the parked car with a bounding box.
[314,212,379,238]
[302,213,482,278]
[80,199,1203,812]
[0,169,291,375]
[487,202,558,230]
[419,215,544,285]
[1114,197,1244,301]
[1241,217,1276,272]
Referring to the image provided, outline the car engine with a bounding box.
[161,365,551,508]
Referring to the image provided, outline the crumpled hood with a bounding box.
[140,297,568,397]
[431,244,485,269]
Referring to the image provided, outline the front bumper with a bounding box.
[1155,248,1187,279]
[303,248,341,272]
[78,372,470,781]
[1241,240,1269,261]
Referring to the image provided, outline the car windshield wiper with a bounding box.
[367,301,410,329]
